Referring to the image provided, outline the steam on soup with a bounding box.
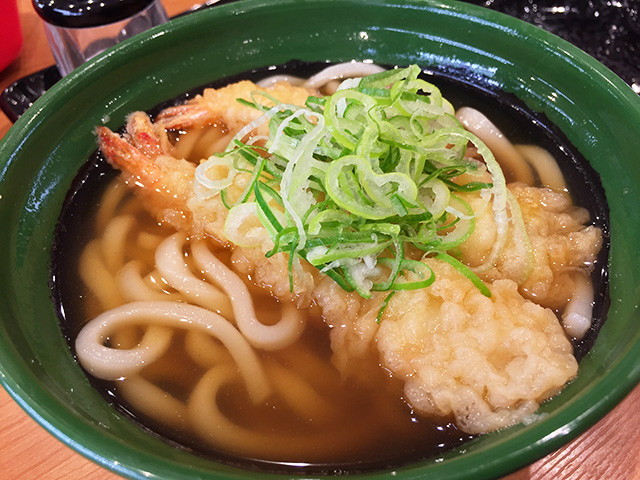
[51,63,608,473]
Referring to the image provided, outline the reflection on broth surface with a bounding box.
[51,62,609,473]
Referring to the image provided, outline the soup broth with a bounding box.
[51,62,609,474]
[53,180,474,471]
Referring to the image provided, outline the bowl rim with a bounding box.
[1,0,640,479]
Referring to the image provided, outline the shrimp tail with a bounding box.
[155,104,215,130]
[96,125,162,185]
[126,112,167,158]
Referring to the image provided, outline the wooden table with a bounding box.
[1,0,639,478]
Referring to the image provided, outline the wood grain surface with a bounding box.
[1,0,639,479]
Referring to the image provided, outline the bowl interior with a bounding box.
[1,1,640,479]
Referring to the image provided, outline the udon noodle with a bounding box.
[73,184,459,463]
[58,62,605,470]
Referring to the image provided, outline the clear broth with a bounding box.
[50,62,610,474]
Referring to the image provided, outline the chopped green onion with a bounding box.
[435,252,491,297]
[376,291,396,323]
[195,65,514,300]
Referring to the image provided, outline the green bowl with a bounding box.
[1,0,639,479]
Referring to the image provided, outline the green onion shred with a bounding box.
[199,65,506,301]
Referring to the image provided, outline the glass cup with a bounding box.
[33,0,168,77]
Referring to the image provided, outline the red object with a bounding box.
[0,0,23,71]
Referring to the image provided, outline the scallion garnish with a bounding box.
[201,65,510,299]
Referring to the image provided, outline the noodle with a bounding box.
[184,330,232,369]
[187,364,376,460]
[562,272,594,340]
[101,215,134,273]
[95,180,128,232]
[274,343,343,394]
[154,233,233,317]
[191,240,305,351]
[117,374,189,431]
[118,261,182,302]
[76,320,173,380]
[456,106,535,184]
[265,359,335,421]
[515,144,568,192]
[135,231,165,251]
[79,240,124,310]
[256,61,386,95]
[75,301,271,403]
[71,191,422,464]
